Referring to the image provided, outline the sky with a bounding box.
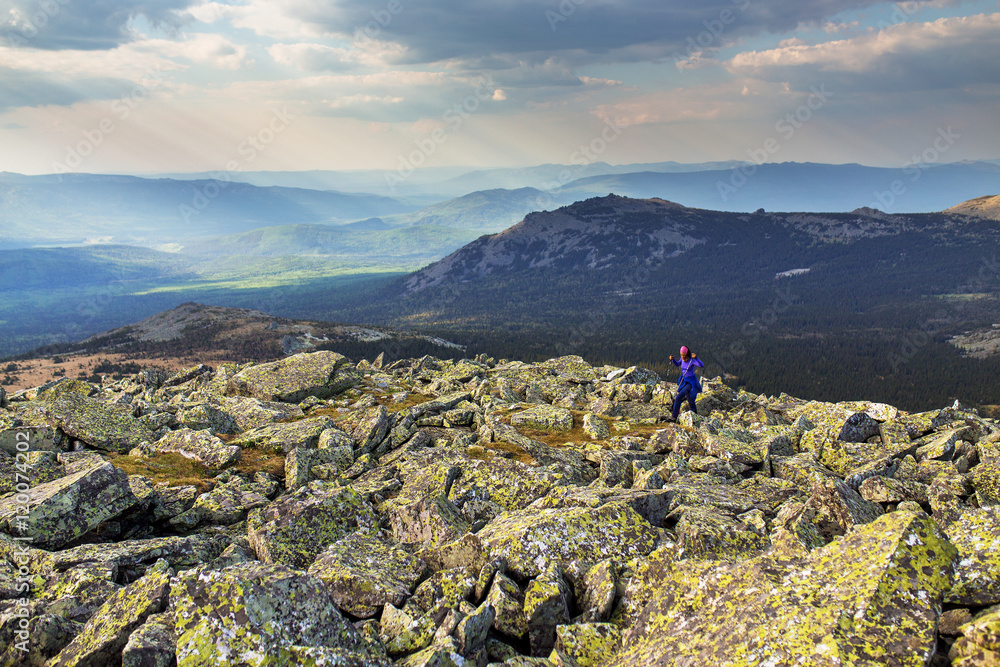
[1,0,998,176]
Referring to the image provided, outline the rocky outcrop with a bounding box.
[225,350,360,402]
[1,350,997,666]
[613,512,957,667]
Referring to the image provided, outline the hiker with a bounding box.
[667,346,704,422]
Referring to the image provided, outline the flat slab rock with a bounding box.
[0,461,137,550]
[478,501,659,579]
[225,350,361,403]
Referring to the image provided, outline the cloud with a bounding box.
[0,67,132,112]
[725,13,1000,93]
[141,33,253,69]
[213,0,935,67]
[268,40,407,71]
[2,122,27,129]
[0,0,198,50]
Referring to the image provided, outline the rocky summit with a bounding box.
[1,350,999,666]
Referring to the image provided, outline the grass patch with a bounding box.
[484,441,537,466]
[109,453,216,493]
[382,392,435,413]
[232,447,286,479]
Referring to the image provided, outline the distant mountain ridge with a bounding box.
[0,172,414,248]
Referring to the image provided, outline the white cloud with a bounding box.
[141,34,253,70]
[268,39,407,71]
[726,12,1000,80]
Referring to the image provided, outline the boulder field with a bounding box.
[0,349,998,666]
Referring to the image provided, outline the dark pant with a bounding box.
[672,381,698,419]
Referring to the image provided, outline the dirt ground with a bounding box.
[1,351,238,393]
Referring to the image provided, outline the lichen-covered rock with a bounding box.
[0,461,137,549]
[230,415,335,454]
[916,428,962,461]
[0,450,66,495]
[487,572,528,639]
[949,606,1000,667]
[0,424,63,455]
[971,460,1000,505]
[285,446,351,491]
[577,560,617,623]
[178,402,238,434]
[152,485,199,522]
[858,475,928,503]
[597,451,633,488]
[943,505,1000,606]
[0,613,79,667]
[525,568,572,657]
[184,478,270,527]
[172,562,381,665]
[454,601,495,659]
[32,394,153,453]
[390,496,471,547]
[379,603,436,656]
[349,405,393,454]
[511,405,574,432]
[703,432,766,468]
[801,478,884,542]
[121,612,175,667]
[220,396,304,431]
[552,623,621,667]
[770,452,839,490]
[247,484,379,568]
[838,411,882,442]
[479,502,658,580]
[153,427,241,468]
[610,511,957,667]
[582,413,609,440]
[43,533,227,575]
[674,506,770,560]
[48,560,171,667]
[308,533,427,618]
[225,350,360,403]
[410,566,476,613]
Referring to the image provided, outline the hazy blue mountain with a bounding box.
[383,187,571,232]
[558,161,1000,213]
[180,223,481,261]
[0,172,415,247]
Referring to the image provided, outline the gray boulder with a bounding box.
[0,461,137,549]
[225,351,361,403]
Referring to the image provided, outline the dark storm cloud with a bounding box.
[310,0,905,65]
[0,0,196,50]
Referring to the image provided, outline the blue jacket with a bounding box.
[672,357,704,393]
